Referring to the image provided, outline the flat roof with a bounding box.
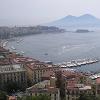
[0,64,26,73]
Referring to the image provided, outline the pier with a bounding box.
[58,58,99,68]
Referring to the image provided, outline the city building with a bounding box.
[26,76,60,100]
[42,69,92,100]
[0,46,95,100]
[0,58,27,90]
[25,61,59,84]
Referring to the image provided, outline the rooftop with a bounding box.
[26,61,50,70]
[13,56,38,64]
[27,80,50,90]
[26,80,58,93]
[96,77,100,84]
[0,46,9,52]
[8,96,16,100]
[0,64,26,73]
[0,58,11,65]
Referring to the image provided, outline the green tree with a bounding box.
[78,93,96,100]
[0,91,7,100]
[17,94,50,100]
[5,81,19,93]
[55,71,66,100]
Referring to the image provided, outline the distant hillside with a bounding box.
[46,14,100,28]
[0,26,65,39]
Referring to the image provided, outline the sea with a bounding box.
[6,31,100,73]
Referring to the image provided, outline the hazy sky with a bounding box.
[0,0,100,25]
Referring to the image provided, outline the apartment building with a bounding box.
[26,76,60,100]
[25,60,59,84]
[0,58,27,90]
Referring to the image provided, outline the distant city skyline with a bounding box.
[0,0,100,26]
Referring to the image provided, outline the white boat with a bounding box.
[16,39,23,43]
[17,41,20,43]
[11,46,16,50]
[59,58,99,68]
[21,51,25,54]
[2,41,8,47]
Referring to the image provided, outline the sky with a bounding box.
[0,0,100,26]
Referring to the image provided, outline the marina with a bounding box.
[58,58,99,68]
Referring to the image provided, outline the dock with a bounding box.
[58,58,99,68]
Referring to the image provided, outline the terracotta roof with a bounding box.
[42,69,84,80]
[27,86,58,93]
[0,58,11,65]
[9,96,16,100]
[96,78,100,84]
[13,56,39,64]
[60,69,84,79]
[0,46,9,52]
[26,61,50,70]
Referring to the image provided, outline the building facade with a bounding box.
[26,78,60,100]
[25,61,59,84]
[0,63,27,91]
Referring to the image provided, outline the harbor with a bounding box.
[58,58,99,68]
[2,31,100,73]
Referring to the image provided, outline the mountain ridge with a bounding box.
[45,14,100,28]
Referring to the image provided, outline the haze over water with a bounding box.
[6,31,100,73]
